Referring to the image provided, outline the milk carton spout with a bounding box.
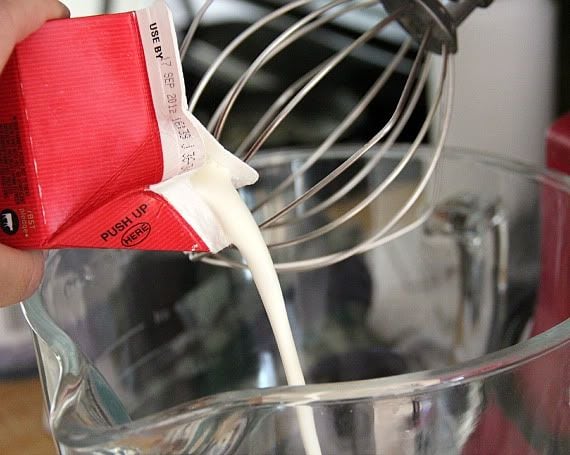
[192,119,259,189]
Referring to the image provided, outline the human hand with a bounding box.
[0,0,69,306]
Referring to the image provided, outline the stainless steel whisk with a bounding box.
[181,0,493,272]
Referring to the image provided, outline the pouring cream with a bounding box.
[191,160,322,455]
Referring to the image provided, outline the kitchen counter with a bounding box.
[0,377,56,454]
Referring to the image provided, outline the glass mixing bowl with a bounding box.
[23,146,569,454]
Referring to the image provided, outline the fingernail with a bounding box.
[59,2,71,18]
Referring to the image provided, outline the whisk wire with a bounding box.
[207,0,350,134]
[271,51,453,272]
[235,57,329,157]
[362,51,452,249]
[249,38,412,213]
[188,0,317,112]
[265,45,433,249]
[239,1,399,162]
[184,0,457,272]
[179,0,215,60]
[258,25,432,230]
[266,46,431,234]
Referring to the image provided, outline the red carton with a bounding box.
[0,1,256,252]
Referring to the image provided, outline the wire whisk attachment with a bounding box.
[180,0,491,272]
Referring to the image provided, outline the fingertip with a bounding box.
[0,245,45,307]
[57,1,71,19]
[21,250,45,302]
[45,0,71,21]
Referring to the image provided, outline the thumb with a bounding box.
[0,244,44,307]
[0,0,70,72]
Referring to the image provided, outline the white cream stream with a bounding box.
[191,161,322,455]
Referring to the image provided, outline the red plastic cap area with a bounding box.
[0,13,208,252]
